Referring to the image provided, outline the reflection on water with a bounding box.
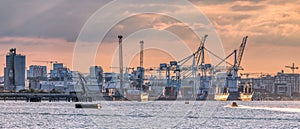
[0,101,299,128]
[226,104,300,113]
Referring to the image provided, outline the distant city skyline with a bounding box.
[1,0,300,75]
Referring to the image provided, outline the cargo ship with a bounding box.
[212,72,230,101]
[239,92,253,101]
[214,86,229,101]
[238,81,254,101]
[214,93,229,101]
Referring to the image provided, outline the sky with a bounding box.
[0,0,300,75]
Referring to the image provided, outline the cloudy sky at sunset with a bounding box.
[0,0,300,75]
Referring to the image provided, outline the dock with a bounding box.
[0,93,81,102]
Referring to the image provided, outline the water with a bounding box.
[0,101,299,128]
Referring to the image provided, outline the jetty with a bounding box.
[0,92,81,102]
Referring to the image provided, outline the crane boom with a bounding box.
[236,36,248,68]
[196,34,208,65]
[285,63,298,74]
[32,60,58,63]
[32,60,58,70]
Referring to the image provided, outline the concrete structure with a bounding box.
[89,66,103,78]
[27,65,47,90]
[50,63,72,81]
[27,65,47,79]
[241,71,300,97]
[260,75,275,93]
[0,76,4,83]
[241,75,275,92]
[40,80,75,93]
[0,76,4,91]
[83,66,103,93]
[273,81,291,96]
[4,48,26,91]
[274,72,300,96]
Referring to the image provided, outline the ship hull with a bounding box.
[126,90,149,101]
[126,94,148,101]
[214,93,229,101]
[157,87,178,100]
[239,92,253,101]
[157,96,177,100]
[196,93,208,100]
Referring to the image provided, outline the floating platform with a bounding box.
[75,103,102,109]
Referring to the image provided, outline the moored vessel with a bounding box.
[214,87,229,101]
[238,81,254,101]
[126,89,149,101]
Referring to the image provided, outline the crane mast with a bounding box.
[230,36,248,77]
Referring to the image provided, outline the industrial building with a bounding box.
[50,63,72,81]
[36,63,74,92]
[27,65,47,90]
[274,72,300,96]
[89,66,103,78]
[27,65,47,79]
[0,76,4,90]
[87,66,104,91]
[241,71,300,99]
[4,48,26,91]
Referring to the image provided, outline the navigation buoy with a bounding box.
[231,102,238,107]
[75,103,102,109]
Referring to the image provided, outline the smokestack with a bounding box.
[140,41,144,68]
[118,35,124,94]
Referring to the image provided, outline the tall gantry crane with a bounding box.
[285,63,298,74]
[212,36,248,76]
[176,34,209,99]
[226,36,248,77]
[207,36,248,93]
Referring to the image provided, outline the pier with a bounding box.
[0,93,80,102]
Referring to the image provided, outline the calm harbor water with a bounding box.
[0,101,299,128]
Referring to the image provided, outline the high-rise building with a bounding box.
[4,48,26,91]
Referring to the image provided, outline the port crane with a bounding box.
[212,36,248,75]
[208,36,248,94]
[230,36,248,77]
[285,63,298,74]
[171,34,209,99]
[227,36,248,93]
